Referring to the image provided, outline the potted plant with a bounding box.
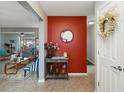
[45,42,59,58]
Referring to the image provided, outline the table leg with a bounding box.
[4,63,18,75]
[15,64,18,74]
[4,63,7,74]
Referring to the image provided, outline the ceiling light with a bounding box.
[20,33,24,37]
[88,21,95,25]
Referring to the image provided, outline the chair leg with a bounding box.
[24,70,26,77]
[36,70,38,78]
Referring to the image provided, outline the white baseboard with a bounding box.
[87,58,95,65]
[38,79,45,83]
[94,89,97,92]
[69,73,87,75]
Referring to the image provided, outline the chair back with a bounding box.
[32,58,39,72]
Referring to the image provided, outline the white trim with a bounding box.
[94,89,97,92]
[38,79,45,83]
[69,73,87,76]
[87,58,95,65]
[38,21,45,83]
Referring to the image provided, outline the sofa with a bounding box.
[0,48,10,61]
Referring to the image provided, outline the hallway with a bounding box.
[0,66,95,92]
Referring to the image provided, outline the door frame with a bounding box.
[18,1,46,82]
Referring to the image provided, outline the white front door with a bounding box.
[97,2,124,92]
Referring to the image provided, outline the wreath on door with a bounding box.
[98,9,117,39]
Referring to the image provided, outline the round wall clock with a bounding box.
[60,29,74,43]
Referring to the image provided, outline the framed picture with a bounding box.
[10,40,15,43]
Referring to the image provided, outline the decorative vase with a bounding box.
[47,54,53,58]
[47,51,53,58]
[61,64,66,75]
[49,64,53,75]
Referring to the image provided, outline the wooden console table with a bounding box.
[45,56,69,79]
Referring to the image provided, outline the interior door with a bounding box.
[97,2,124,92]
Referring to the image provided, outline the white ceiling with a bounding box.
[40,1,95,19]
[0,1,95,28]
[0,1,39,27]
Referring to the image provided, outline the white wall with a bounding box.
[1,28,38,51]
[27,1,47,43]
[87,2,95,64]
[1,28,38,33]
[1,34,18,51]
[27,1,47,82]
[87,25,95,64]
[0,33,5,48]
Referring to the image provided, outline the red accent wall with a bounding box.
[48,16,87,73]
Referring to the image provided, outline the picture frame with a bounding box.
[10,40,15,43]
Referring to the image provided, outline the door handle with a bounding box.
[111,66,122,71]
[111,66,117,69]
[117,66,122,71]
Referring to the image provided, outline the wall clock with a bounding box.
[60,29,74,43]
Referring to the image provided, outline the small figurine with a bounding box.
[61,64,66,75]
[49,65,53,75]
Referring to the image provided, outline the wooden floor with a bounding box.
[0,65,95,92]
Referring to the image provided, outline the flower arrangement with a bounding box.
[98,9,118,39]
[45,42,59,58]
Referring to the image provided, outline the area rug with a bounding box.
[0,68,32,80]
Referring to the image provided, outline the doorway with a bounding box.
[87,16,95,91]
[0,1,40,80]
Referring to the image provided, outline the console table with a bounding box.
[45,56,69,79]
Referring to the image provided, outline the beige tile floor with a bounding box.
[0,65,95,92]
